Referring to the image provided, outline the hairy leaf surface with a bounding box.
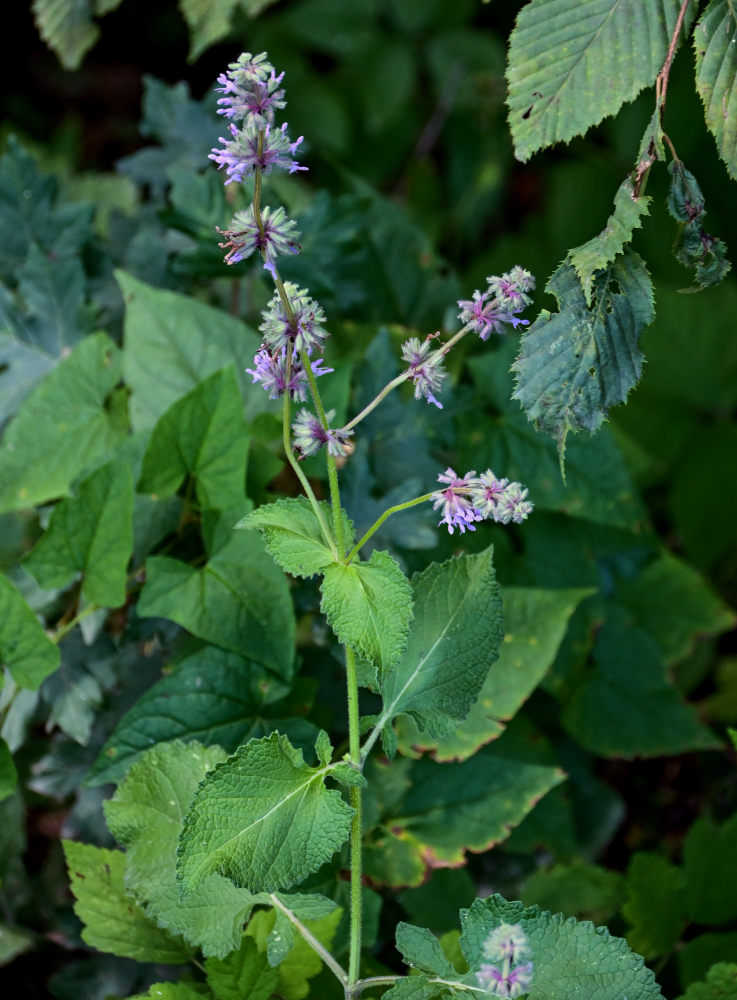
[666,159,731,288]
[694,0,737,181]
[240,497,353,578]
[204,934,278,1000]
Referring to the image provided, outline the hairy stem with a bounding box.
[345,644,363,990]
[344,494,433,565]
[269,894,349,986]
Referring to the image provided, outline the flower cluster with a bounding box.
[260,283,328,355]
[458,266,535,341]
[476,923,533,999]
[217,205,300,274]
[431,468,533,535]
[210,120,306,185]
[246,349,333,402]
[292,409,353,459]
[215,52,286,125]
[401,336,448,408]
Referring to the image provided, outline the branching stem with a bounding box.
[269,894,349,986]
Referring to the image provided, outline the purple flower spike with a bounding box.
[246,347,332,401]
[210,121,307,185]
[292,409,353,459]
[431,468,483,535]
[458,266,534,340]
[476,923,533,998]
[215,52,286,126]
[217,205,301,268]
[260,282,329,355]
[401,336,447,408]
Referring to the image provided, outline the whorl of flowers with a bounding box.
[401,336,448,408]
[292,409,354,459]
[217,205,301,274]
[260,283,329,355]
[215,52,286,125]
[246,348,332,402]
[210,121,306,185]
[476,923,533,999]
[458,267,535,341]
[431,468,533,535]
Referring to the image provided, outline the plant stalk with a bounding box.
[345,644,363,991]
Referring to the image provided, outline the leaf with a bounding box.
[622,853,687,959]
[397,587,590,762]
[239,497,354,578]
[0,739,17,802]
[118,271,263,431]
[0,574,60,689]
[18,242,88,348]
[23,461,133,607]
[0,332,126,513]
[512,251,654,456]
[88,645,318,786]
[507,0,682,161]
[180,0,241,61]
[138,529,295,682]
[694,0,737,182]
[62,840,192,964]
[0,923,33,965]
[204,935,278,1000]
[266,894,339,966]
[126,984,208,1000]
[139,367,249,511]
[666,159,731,288]
[683,814,737,926]
[568,177,651,304]
[177,732,354,894]
[521,863,625,926]
[31,0,100,70]
[104,741,264,958]
[676,963,737,1000]
[395,923,456,977]
[375,549,503,750]
[679,935,737,989]
[321,549,413,673]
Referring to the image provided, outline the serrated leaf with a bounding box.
[23,461,133,607]
[138,530,295,682]
[139,366,248,511]
[0,332,126,513]
[239,497,354,578]
[177,732,354,894]
[104,741,264,958]
[512,251,654,455]
[568,177,651,304]
[396,923,456,977]
[266,893,338,967]
[204,934,278,1000]
[522,862,625,926]
[0,574,60,689]
[666,159,731,288]
[63,840,192,964]
[683,814,737,926]
[694,1,737,182]
[623,852,687,959]
[88,646,317,786]
[32,0,100,70]
[676,963,737,1000]
[507,0,682,161]
[118,271,263,431]
[375,549,503,750]
[321,549,413,673]
[0,739,17,802]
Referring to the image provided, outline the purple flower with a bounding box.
[431,468,483,535]
[486,267,535,311]
[215,52,286,126]
[292,409,353,459]
[458,266,535,340]
[401,336,447,408]
[476,962,533,999]
[217,205,301,270]
[476,923,533,998]
[210,121,306,185]
[430,469,533,535]
[260,283,328,355]
[246,347,332,401]
[482,923,531,964]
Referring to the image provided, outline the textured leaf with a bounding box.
[139,367,249,511]
[375,549,503,749]
[31,0,100,70]
[104,741,264,958]
[118,271,263,431]
[0,575,60,689]
[683,814,737,926]
[88,646,318,786]
[0,332,126,513]
[666,159,731,288]
[239,497,354,578]
[568,177,651,304]
[522,863,625,926]
[512,251,654,455]
[138,530,295,681]
[679,935,737,989]
[266,894,339,966]
[321,549,413,673]
[126,984,206,1000]
[0,739,17,802]
[395,923,456,977]
[204,934,278,1000]
[507,0,682,161]
[676,963,737,1000]
[23,461,133,607]
[63,841,192,963]
[177,732,354,894]
[18,242,88,347]
[694,1,737,181]
[623,853,687,959]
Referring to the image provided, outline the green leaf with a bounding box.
[204,935,278,1000]
[395,923,456,977]
[177,732,354,894]
[683,814,737,926]
[397,587,590,761]
[512,252,654,456]
[139,367,248,511]
[0,574,60,689]
[521,863,624,926]
[0,923,33,965]
[568,177,651,305]
[679,936,737,990]
[375,549,503,749]
[507,0,682,161]
[266,893,339,966]
[18,242,88,348]
[321,549,413,673]
[0,739,17,802]
[138,529,295,682]
[127,984,209,1000]
[180,0,240,61]
[666,159,731,288]
[31,0,100,70]
[622,853,687,959]
[62,840,192,964]
[0,332,126,513]
[118,271,263,431]
[104,741,264,958]
[694,0,737,182]
[88,646,317,786]
[239,497,353,578]
[676,963,737,1000]
[23,461,133,607]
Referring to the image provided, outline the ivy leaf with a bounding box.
[240,497,354,578]
[104,741,265,958]
[694,0,737,182]
[666,159,731,288]
[376,548,503,751]
[623,853,687,959]
[512,251,654,457]
[204,934,279,1000]
[0,739,17,802]
[139,366,249,512]
[321,549,413,673]
[23,461,133,607]
[62,840,192,964]
[0,575,60,690]
[177,732,354,894]
[138,530,295,682]
[507,0,683,162]
[0,332,126,513]
[568,177,651,305]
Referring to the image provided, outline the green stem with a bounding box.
[345,644,363,989]
[352,977,401,994]
[52,602,102,644]
[344,493,433,565]
[269,894,349,987]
